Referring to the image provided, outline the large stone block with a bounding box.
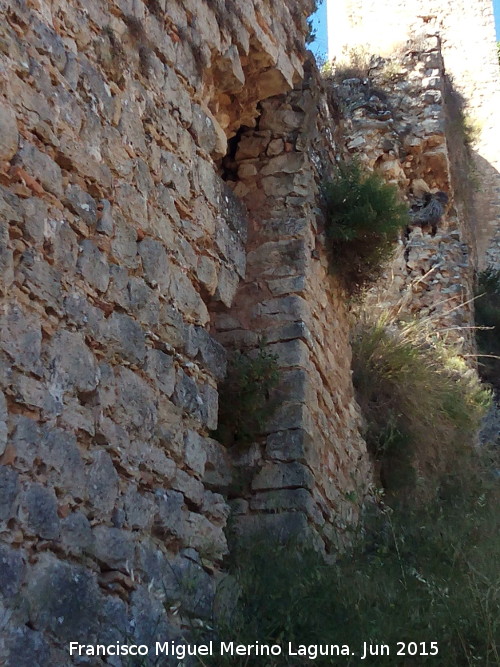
[251,461,314,491]
[2,626,50,667]
[266,428,317,465]
[169,264,209,323]
[183,511,228,560]
[187,326,227,380]
[103,312,146,365]
[60,511,94,555]
[250,488,324,526]
[45,329,100,395]
[202,490,230,524]
[172,469,205,507]
[162,551,216,617]
[0,390,7,456]
[214,265,240,307]
[110,216,139,268]
[77,239,110,292]
[267,338,310,369]
[138,237,171,291]
[0,103,19,160]
[202,437,233,489]
[21,484,60,540]
[123,485,156,530]
[232,511,313,545]
[184,430,207,476]
[86,450,119,517]
[172,369,204,422]
[39,426,86,500]
[14,142,63,197]
[64,184,97,226]
[27,554,100,641]
[0,466,19,522]
[0,219,13,294]
[114,367,157,436]
[145,348,175,397]
[215,219,246,277]
[129,587,176,651]
[153,489,185,540]
[0,543,25,598]
[91,526,135,570]
[0,306,42,376]
[127,276,161,326]
[18,250,62,310]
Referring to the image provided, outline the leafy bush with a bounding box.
[351,316,490,498]
[475,267,500,392]
[213,345,279,446]
[211,456,499,666]
[322,162,408,294]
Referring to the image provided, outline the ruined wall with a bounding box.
[330,0,500,270]
[334,38,476,344]
[0,0,491,662]
[214,60,372,555]
[0,0,320,662]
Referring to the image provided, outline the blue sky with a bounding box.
[311,1,500,61]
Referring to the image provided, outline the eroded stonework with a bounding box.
[0,0,490,663]
[0,0,317,662]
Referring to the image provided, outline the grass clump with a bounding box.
[475,267,500,392]
[351,315,490,497]
[213,345,279,446]
[323,46,373,82]
[322,162,408,294]
[212,464,499,666]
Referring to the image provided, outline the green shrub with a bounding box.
[213,345,279,446]
[322,162,408,294]
[351,316,490,498]
[475,267,500,392]
[211,457,499,666]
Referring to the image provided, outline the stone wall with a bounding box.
[329,0,500,271]
[0,0,320,663]
[333,39,476,344]
[0,0,491,662]
[214,60,373,556]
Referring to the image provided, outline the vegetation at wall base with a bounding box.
[475,266,500,392]
[351,315,490,498]
[211,456,499,666]
[212,344,279,447]
[206,312,498,667]
[322,162,408,295]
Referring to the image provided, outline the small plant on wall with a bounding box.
[322,161,408,294]
[213,344,279,447]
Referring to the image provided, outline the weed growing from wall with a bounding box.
[213,345,279,446]
[351,315,490,498]
[475,267,500,392]
[322,162,408,294]
[323,46,373,82]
